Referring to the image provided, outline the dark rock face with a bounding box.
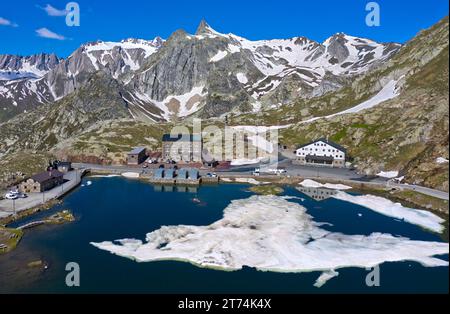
[326,34,350,63]
[0,53,60,75]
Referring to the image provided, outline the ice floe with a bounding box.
[90,174,121,178]
[332,192,446,233]
[234,178,263,185]
[91,195,448,287]
[121,172,140,179]
[220,177,268,185]
[299,179,352,190]
[314,270,339,288]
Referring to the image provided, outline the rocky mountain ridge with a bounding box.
[0,20,400,123]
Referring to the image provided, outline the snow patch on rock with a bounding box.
[236,73,248,84]
[377,171,399,178]
[436,157,449,164]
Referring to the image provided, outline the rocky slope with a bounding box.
[0,38,164,122]
[0,17,448,192]
[0,53,60,79]
[245,16,448,191]
[123,20,400,120]
[0,20,400,123]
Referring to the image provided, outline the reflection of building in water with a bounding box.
[297,187,337,201]
[153,185,174,192]
[153,184,197,193]
[176,186,198,193]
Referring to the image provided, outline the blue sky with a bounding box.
[0,0,448,57]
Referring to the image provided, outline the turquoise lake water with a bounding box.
[0,176,448,293]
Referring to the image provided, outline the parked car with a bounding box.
[267,168,287,175]
[5,191,20,200]
[5,193,18,200]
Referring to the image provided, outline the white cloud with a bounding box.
[36,27,66,40]
[0,17,18,27]
[40,4,68,17]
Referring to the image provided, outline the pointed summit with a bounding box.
[195,19,214,35]
[151,36,165,47]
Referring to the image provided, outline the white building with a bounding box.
[294,138,346,168]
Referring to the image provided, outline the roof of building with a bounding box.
[296,138,347,153]
[148,152,162,158]
[128,147,146,155]
[58,161,72,166]
[31,170,64,184]
[162,134,201,142]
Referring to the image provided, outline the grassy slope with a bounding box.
[277,46,448,191]
[235,17,449,191]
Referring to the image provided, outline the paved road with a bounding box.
[0,170,83,219]
[388,182,449,200]
[72,162,449,201]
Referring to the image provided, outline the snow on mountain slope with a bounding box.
[0,53,61,80]
[127,85,207,121]
[81,37,163,74]
[121,22,401,121]
[0,37,165,119]
[224,32,400,100]
[0,21,400,122]
[298,78,402,125]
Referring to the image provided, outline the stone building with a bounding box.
[127,147,147,165]
[162,134,202,162]
[19,170,64,193]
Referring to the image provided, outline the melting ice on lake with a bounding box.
[91,195,448,287]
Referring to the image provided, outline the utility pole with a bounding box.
[12,198,16,216]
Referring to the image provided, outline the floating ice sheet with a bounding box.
[299,179,352,190]
[91,196,448,286]
[332,192,446,233]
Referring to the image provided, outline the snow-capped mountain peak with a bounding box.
[0,21,401,123]
[0,53,61,80]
